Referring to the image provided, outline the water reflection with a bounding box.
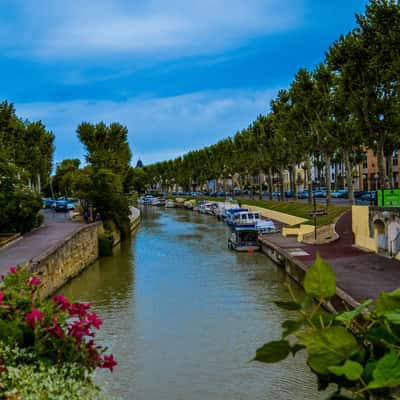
[61,207,324,400]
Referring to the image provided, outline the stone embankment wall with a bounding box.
[32,207,141,298]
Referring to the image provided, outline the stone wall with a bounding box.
[31,207,141,298]
[30,222,103,298]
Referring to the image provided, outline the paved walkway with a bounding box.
[260,211,400,302]
[0,211,84,277]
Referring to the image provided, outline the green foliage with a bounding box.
[52,158,81,197]
[75,121,132,238]
[99,231,114,257]
[77,121,131,181]
[0,159,43,233]
[303,252,336,299]
[0,101,54,189]
[254,340,292,363]
[254,255,400,399]
[0,347,113,400]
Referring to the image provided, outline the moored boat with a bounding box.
[228,225,260,252]
[165,200,176,208]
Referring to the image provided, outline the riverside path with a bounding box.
[259,210,400,303]
[0,210,84,277]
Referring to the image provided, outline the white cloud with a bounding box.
[16,88,276,164]
[4,0,302,60]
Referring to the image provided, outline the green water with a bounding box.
[61,207,324,400]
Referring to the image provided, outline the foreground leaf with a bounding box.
[375,288,400,314]
[336,300,372,322]
[328,360,363,381]
[254,340,291,363]
[368,351,400,389]
[282,320,304,338]
[303,252,336,299]
[297,326,358,374]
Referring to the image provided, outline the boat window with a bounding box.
[254,213,260,219]
[241,214,247,220]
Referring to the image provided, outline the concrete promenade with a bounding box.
[0,211,84,277]
[260,211,400,303]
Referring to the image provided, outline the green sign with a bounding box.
[377,189,400,206]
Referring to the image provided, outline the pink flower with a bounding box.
[9,266,17,274]
[87,313,102,330]
[69,302,91,317]
[0,293,4,304]
[68,319,93,342]
[25,307,45,328]
[53,294,70,311]
[27,276,41,286]
[102,354,117,372]
[46,316,64,339]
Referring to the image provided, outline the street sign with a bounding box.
[309,210,328,217]
[377,189,400,206]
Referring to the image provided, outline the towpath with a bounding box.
[0,210,84,277]
[260,210,400,303]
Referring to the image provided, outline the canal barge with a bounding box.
[228,225,260,252]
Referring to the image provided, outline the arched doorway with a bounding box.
[374,219,386,253]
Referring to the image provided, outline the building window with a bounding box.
[362,153,368,169]
[393,151,398,166]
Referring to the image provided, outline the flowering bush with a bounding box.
[0,265,117,397]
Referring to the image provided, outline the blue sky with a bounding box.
[1,0,367,165]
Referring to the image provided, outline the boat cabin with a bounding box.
[228,225,260,252]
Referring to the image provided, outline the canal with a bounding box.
[61,207,323,399]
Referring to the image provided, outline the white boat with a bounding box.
[165,200,176,208]
[229,211,277,234]
[138,195,154,204]
[199,202,218,214]
[215,201,240,219]
[228,225,260,252]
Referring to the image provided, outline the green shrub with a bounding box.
[0,351,109,400]
[254,253,400,399]
[98,231,114,257]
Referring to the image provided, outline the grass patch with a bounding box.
[173,197,350,227]
[242,200,350,227]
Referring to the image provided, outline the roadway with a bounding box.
[0,210,84,277]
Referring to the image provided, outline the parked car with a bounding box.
[284,191,294,198]
[354,191,368,199]
[331,189,348,198]
[360,191,377,203]
[54,200,69,212]
[313,190,326,198]
[43,198,56,208]
[297,191,309,199]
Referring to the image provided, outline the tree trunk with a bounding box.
[343,149,354,204]
[268,168,273,200]
[306,159,312,205]
[280,168,285,202]
[377,142,386,191]
[334,162,338,191]
[325,154,331,207]
[259,172,263,200]
[291,166,297,200]
[387,152,394,189]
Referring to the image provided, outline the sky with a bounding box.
[0,0,368,166]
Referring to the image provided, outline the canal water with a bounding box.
[61,207,324,400]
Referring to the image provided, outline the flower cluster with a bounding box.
[0,265,117,375]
